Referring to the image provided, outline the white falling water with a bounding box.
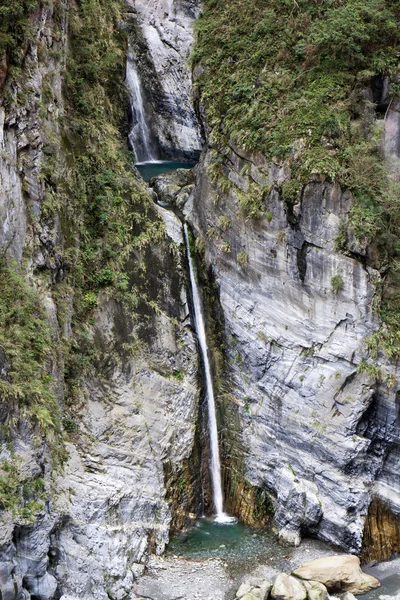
[184,225,234,523]
[126,53,157,163]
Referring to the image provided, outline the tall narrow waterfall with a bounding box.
[184,225,233,523]
[126,53,156,163]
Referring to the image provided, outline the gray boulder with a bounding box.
[237,579,272,600]
[302,580,328,600]
[292,555,380,594]
[341,593,358,600]
[271,574,307,600]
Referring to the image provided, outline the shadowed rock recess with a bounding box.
[1,0,400,598]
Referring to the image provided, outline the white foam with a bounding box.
[214,514,238,525]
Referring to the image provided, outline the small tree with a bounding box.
[331,274,344,294]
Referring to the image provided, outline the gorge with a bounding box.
[1,0,400,599]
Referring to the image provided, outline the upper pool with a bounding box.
[136,160,197,182]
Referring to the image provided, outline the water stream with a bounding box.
[126,47,231,524]
[183,224,235,524]
[126,52,157,163]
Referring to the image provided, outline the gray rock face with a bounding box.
[186,145,399,552]
[384,98,400,172]
[0,5,201,600]
[0,111,27,264]
[51,287,200,600]
[126,0,203,160]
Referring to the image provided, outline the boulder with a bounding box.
[237,580,271,600]
[292,555,380,595]
[302,580,328,600]
[258,580,273,600]
[237,583,253,598]
[341,593,358,600]
[271,574,307,600]
[24,572,57,600]
[278,528,302,548]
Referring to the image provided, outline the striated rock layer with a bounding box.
[181,127,400,554]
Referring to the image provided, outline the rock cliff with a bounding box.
[0,2,202,599]
[180,120,400,554]
[1,0,400,598]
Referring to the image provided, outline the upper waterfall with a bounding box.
[126,52,157,163]
[126,0,202,162]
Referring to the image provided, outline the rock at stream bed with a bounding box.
[237,583,253,597]
[271,574,307,600]
[292,555,380,595]
[340,593,358,600]
[237,579,272,600]
[302,580,328,600]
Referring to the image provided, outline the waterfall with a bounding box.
[126,52,157,163]
[183,224,234,523]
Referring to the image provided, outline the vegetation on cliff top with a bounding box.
[0,0,38,64]
[193,0,400,359]
[193,0,400,168]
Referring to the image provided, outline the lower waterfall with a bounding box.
[183,224,235,524]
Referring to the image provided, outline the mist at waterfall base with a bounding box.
[136,160,197,181]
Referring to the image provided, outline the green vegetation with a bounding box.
[0,457,46,520]
[53,0,164,401]
[62,0,164,305]
[357,358,384,381]
[62,417,78,432]
[0,0,167,512]
[217,215,232,231]
[220,241,232,254]
[0,262,60,438]
[331,274,344,293]
[0,0,38,65]
[0,460,20,512]
[172,369,184,382]
[237,251,248,268]
[193,0,400,359]
[193,0,400,216]
[193,0,400,168]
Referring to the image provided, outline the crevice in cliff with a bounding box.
[297,242,308,284]
[362,497,400,563]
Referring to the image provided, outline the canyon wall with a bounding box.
[0,2,203,599]
[181,131,400,554]
[1,1,400,599]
